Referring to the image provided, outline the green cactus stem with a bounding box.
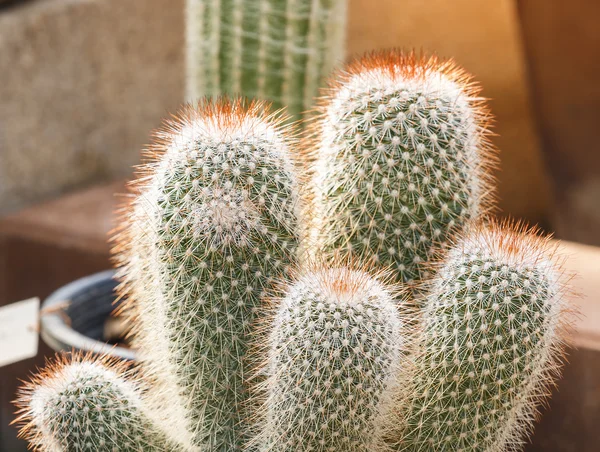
[114,98,302,451]
[308,50,495,287]
[13,354,180,452]
[397,221,572,451]
[186,0,348,121]
[253,266,406,451]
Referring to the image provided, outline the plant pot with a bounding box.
[40,270,136,360]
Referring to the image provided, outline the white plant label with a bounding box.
[0,297,40,367]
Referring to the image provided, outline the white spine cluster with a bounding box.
[15,357,179,452]
[399,223,570,451]
[310,52,493,287]
[255,267,405,451]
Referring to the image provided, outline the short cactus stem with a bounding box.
[254,266,406,451]
[185,0,348,121]
[13,354,180,452]
[114,99,302,450]
[397,221,572,451]
[308,50,495,287]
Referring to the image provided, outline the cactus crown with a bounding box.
[306,50,496,286]
[14,353,178,452]
[399,221,572,451]
[251,265,407,451]
[114,98,302,450]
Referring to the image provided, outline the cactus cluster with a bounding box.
[186,0,348,121]
[16,50,572,452]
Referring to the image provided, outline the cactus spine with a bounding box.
[254,267,405,451]
[398,222,571,451]
[309,51,494,286]
[115,99,302,450]
[14,354,179,451]
[186,0,348,121]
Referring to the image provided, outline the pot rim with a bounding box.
[40,270,136,360]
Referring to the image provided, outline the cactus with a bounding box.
[185,0,348,121]
[397,221,571,451]
[308,51,495,287]
[13,354,179,451]
[253,266,406,451]
[114,99,302,450]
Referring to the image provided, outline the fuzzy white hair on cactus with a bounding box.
[397,220,573,451]
[307,50,496,288]
[14,354,180,452]
[252,265,409,451]
[113,98,302,451]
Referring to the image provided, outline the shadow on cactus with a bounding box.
[305,50,497,288]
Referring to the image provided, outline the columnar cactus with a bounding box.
[14,354,179,451]
[397,222,571,451]
[186,0,348,121]
[114,99,302,450]
[253,266,406,451]
[309,51,495,286]
[13,51,575,452]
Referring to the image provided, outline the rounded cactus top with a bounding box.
[14,354,178,452]
[254,265,407,451]
[134,98,300,247]
[308,50,496,285]
[400,221,573,451]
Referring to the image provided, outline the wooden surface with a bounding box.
[0,180,125,255]
[517,0,600,245]
[562,241,600,350]
[1,182,600,450]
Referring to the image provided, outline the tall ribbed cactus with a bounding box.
[397,222,571,451]
[308,51,495,286]
[253,266,405,451]
[114,99,302,450]
[13,354,179,451]
[186,0,348,121]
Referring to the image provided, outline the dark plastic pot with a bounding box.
[40,270,136,360]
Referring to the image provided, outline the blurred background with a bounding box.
[0,0,599,450]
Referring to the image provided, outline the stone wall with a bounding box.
[0,0,184,213]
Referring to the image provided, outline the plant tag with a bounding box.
[0,297,40,367]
